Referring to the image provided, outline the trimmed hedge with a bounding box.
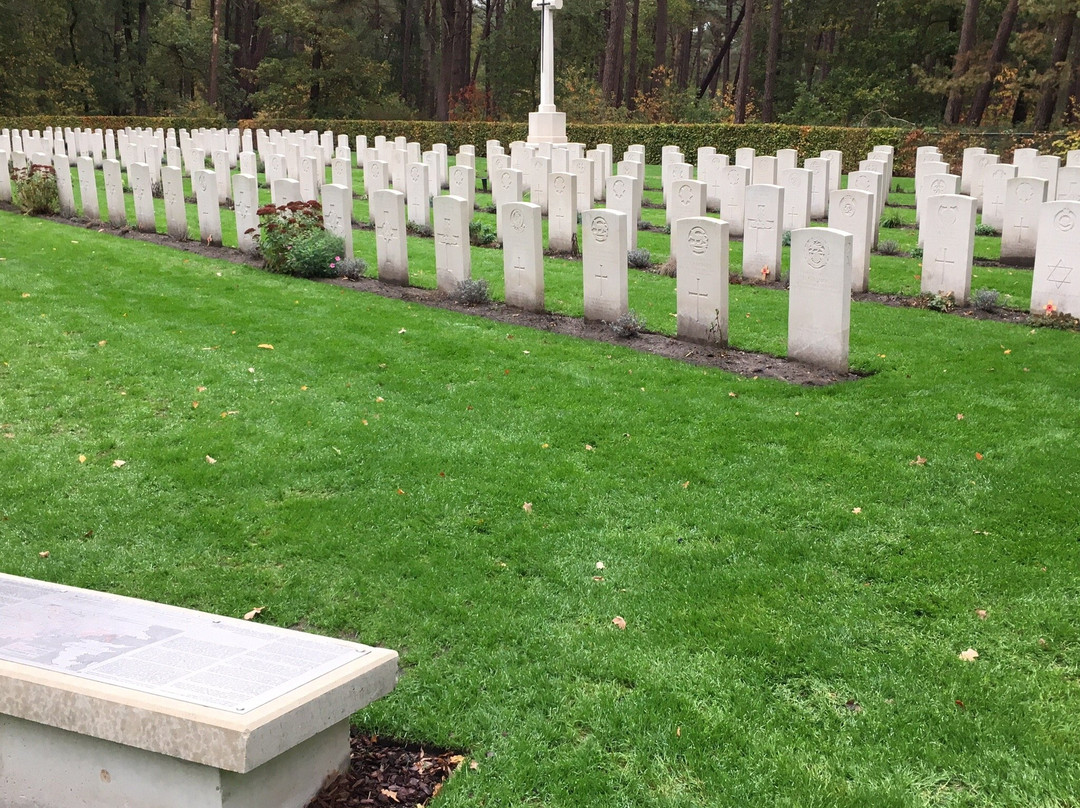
[1,115,1073,176]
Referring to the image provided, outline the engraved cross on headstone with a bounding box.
[687,276,709,319]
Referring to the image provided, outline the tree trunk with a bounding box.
[698,1,745,99]
[1033,11,1075,130]
[734,0,754,122]
[651,0,668,89]
[309,39,322,114]
[761,0,782,121]
[625,0,640,108]
[967,0,1019,125]
[722,0,733,96]
[601,0,627,102]
[675,27,692,89]
[209,0,223,108]
[944,0,979,124]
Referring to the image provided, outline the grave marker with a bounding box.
[102,159,127,227]
[921,194,976,304]
[788,227,852,372]
[1031,201,1080,317]
[1000,176,1048,266]
[828,188,874,292]
[321,182,354,260]
[433,194,472,294]
[129,162,156,232]
[372,188,409,285]
[193,169,223,246]
[742,184,784,281]
[233,172,260,254]
[675,217,728,345]
[161,165,189,241]
[547,172,577,253]
[502,202,545,312]
[581,210,629,322]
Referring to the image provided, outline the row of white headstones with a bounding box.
[1,127,1076,372]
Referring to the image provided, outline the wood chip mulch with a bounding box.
[306,730,465,808]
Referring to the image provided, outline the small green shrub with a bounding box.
[975,222,998,237]
[627,248,652,268]
[406,221,433,237]
[338,257,368,281]
[1028,305,1080,331]
[609,309,646,338]
[13,164,59,215]
[781,230,791,247]
[254,200,344,277]
[915,291,956,312]
[877,239,902,255]
[469,220,497,246]
[910,246,924,260]
[455,277,491,305]
[880,211,905,229]
[972,288,1000,311]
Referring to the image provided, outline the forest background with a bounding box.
[0,0,1076,131]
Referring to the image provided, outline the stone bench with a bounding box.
[0,572,398,808]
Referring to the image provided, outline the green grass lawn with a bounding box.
[2,176,1079,807]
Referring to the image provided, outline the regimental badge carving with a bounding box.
[613,180,625,199]
[554,176,566,192]
[840,195,856,217]
[1017,182,1034,203]
[806,238,828,269]
[687,226,709,255]
[590,215,609,243]
[1055,208,1076,233]
[511,209,525,231]
[678,184,693,204]
[930,178,946,195]
[938,204,958,225]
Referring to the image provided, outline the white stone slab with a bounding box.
[721,164,750,236]
[76,155,101,221]
[53,154,76,218]
[129,162,156,232]
[547,172,577,253]
[193,169,223,246]
[667,178,706,227]
[582,209,629,322]
[605,175,641,252]
[529,156,551,214]
[272,178,301,207]
[433,194,471,293]
[981,163,1018,231]
[1000,176,1048,266]
[788,227,852,373]
[233,173,259,255]
[570,157,595,214]
[828,188,874,293]
[704,153,730,212]
[1031,201,1080,317]
[449,164,475,213]
[492,167,523,240]
[503,202,545,312]
[742,184,784,281]
[405,162,430,227]
[675,216,728,345]
[778,168,811,232]
[321,182,353,260]
[804,157,830,219]
[753,155,778,186]
[102,159,127,227]
[372,188,409,285]
[161,165,189,241]
[921,194,976,304]
[960,147,986,195]
[1057,166,1080,202]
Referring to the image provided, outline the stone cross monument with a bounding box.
[528,0,568,144]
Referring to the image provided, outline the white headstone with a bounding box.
[53,154,76,218]
[1031,200,1080,317]
[921,194,976,304]
[667,178,706,227]
[788,227,853,372]
[233,173,259,254]
[503,202,545,312]
[547,172,577,253]
[0,151,10,203]
[1012,147,1039,176]
[193,169,223,246]
[778,168,811,232]
[776,149,799,174]
[212,150,231,204]
[1056,166,1080,202]
[129,162,155,232]
[321,182,354,260]
[960,147,986,195]
[372,188,409,285]
[433,194,471,293]
[76,155,100,221]
[675,217,728,345]
[752,155,778,186]
[605,174,641,252]
[581,210,629,322]
[1033,155,1062,201]
[742,184,784,282]
[721,164,750,236]
[102,159,126,227]
[529,156,551,213]
[405,162,430,227]
[570,157,595,214]
[331,157,352,192]
[492,167,523,240]
[804,157,830,219]
[704,153,730,211]
[271,177,301,207]
[847,170,883,249]
[1000,176,1048,266]
[161,165,189,241]
[981,163,1018,231]
[828,188,874,292]
[820,150,844,195]
[449,164,475,213]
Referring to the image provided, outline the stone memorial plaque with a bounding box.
[0,572,369,715]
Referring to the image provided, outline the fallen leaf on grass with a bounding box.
[221,410,239,418]
[585,444,594,451]
[541,443,550,449]
[197,386,207,392]
[257,343,274,350]
[844,700,862,712]
[975,609,987,620]
[612,616,627,630]
[522,502,533,513]
[975,452,984,460]
[592,576,604,582]
[910,456,927,466]
[596,561,605,570]
[955,700,965,709]
[205,456,217,464]
[448,755,466,766]
[78,455,86,463]
[676,726,681,737]
[300,385,308,391]
[852,507,862,514]
[728,391,737,398]
[469,760,479,771]
[243,606,264,621]
[958,648,979,662]
[38,551,49,558]
[97,340,107,346]
[112,459,126,468]
[396,488,406,495]
[681,481,690,489]
[957,413,964,420]
[21,293,30,298]
[398,328,407,334]
[376,396,385,403]
[192,401,199,409]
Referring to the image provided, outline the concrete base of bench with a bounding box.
[1,714,349,808]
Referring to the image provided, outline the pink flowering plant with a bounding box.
[253,200,345,278]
